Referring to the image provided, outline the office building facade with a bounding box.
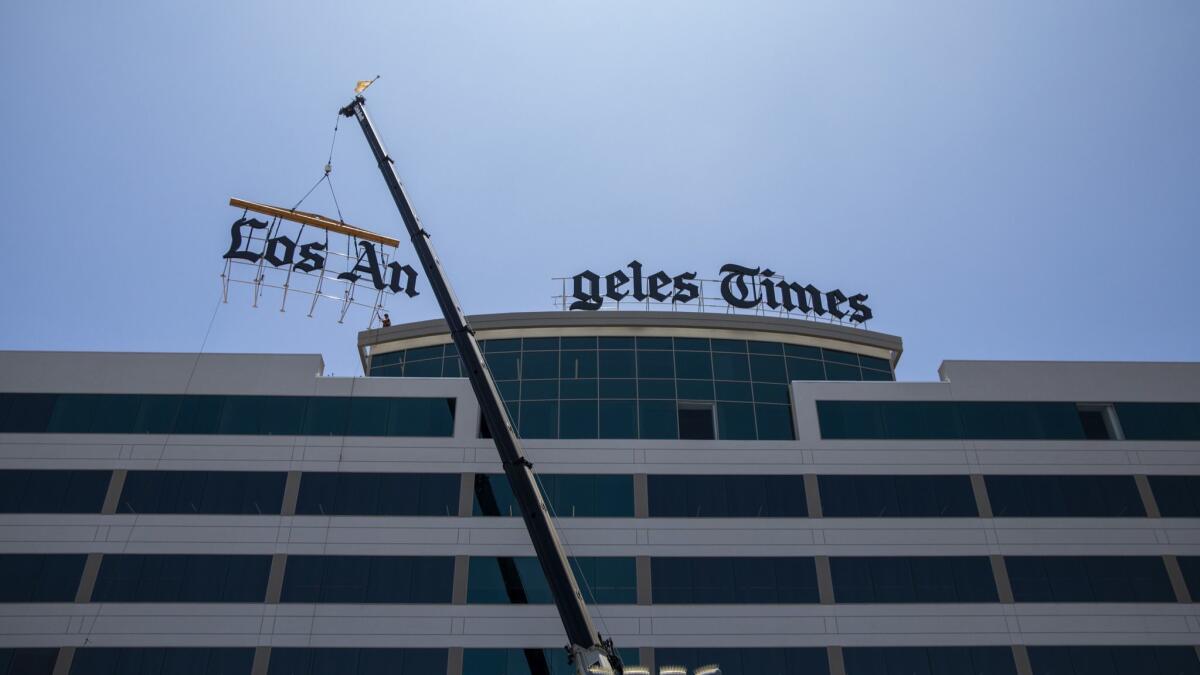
[2,311,1199,674]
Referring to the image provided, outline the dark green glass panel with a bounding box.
[717,402,756,440]
[467,556,634,604]
[442,357,461,377]
[715,380,753,402]
[1,393,55,432]
[519,379,557,400]
[636,337,672,350]
[1116,402,1200,440]
[302,397,350,436]
[651,557,819,604]
[267,648,447,675]
[484,338,521,353]
[784,344,821,359]
[89,395,141,433]
[463,648,640,675]
[484,353,519,380]
[0,470,110,513]
[748,341,783,355]
[1149,476,1200,517]
[370,364,403,377]
[174,395,224,434]
[674,337,710,351]
[133,395,182,433]
[753,383,790,404]
[638,379,675,399]
[0,554,86,601]
[1006,556,1174,602]
[657,647,830,675]
[598,379,637,398]
[92,554,271,602]
[820,475,978,518]
[823,363,862,381]
[217,396,261,435]
[403,359,442,377]
[711,339,747,353]
[712,352,751,380]
[258,397,305,435]
[859,355,891,372]
[71,648,256,675]
[346,398,390,436]
[519,401,557,438]
[559,378,597,399]
[597,336,634,349]
[496,381,519,401]
[845,647,1017,675]
[405,345,444,361]
[637,350,674,378]
[674,350,713,379]
[861,368,893,381]
[831,556,997,603]
[598,350,635,378]
[371,351,402,367]
[755,404,794,440]
[822,349,859,366]
[882,402,960,439]
[786,357,825,381]
[677,379,715,401]
[561,336,597,349]
[0,648,56,675]
[47,394,96,433]
[522,337,559,351]
[560,350,597,378]
[559,400,598,439]
[638,400,677,439]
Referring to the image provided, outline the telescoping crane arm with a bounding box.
[339,96,623,675]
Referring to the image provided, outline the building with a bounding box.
[2,310,1199,675]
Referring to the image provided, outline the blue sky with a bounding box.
[1,2,1197,380]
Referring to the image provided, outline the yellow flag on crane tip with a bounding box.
[355,79,375,94]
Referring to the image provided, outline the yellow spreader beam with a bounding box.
[229,197,400,248]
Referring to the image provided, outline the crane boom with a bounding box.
[339,95,623,675]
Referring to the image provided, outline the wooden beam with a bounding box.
[229,197,400,248]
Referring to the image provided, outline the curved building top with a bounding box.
[358,310,902,373]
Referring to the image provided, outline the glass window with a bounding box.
[346,397,390,436]
[474,474,633,518]
[1149,476,1200,517]
[637,337,672,350]
[519,400,558,438]
[597,350,635,378]
[678,405,715,440]
[819,475,978,517]
[387,398,455,436]
[637,350,674,378]
[521,351,558,379]
[824,363,863,381]
[599,400,637,438]
[651,557,819,604]
[118,471,286,515]
[259,396,306,435]
[1005,556,1175,602]
[280,556,453,603]
[561,337,597,349]
[639,400,677,439]
[467,556,634,604]
[0,649,57,675]
[560,378,597,399]
[831,557,998,603]
[716,402,756,440]
[674,337,710,351]
[0,554,85,602]
[557,400,597,439]
[523,337,559,351]
[648,475,808,517]
[598,336,634,349]
[560,350,597,379]
[712,352,750,381]
[859,355,892,373]
[463,648,640,675]
[520,379,558,400]
[302,397,350,436]
[1178,556,1200,602]
[674,350,713,379]
[485,352,520,380]
[92,554,270,602]
[1115,402,1200,441]
[657,647,829,675]
[485,338,521,353]
[677,379,715,401]
[267,648,447,675]
[1027,646,1200,675]
[755,404,794,440]
[844,647,1016,675]
[711,339,747,353]
[1076,406,1113,439]
[715,380,753,402]
[753,382,790,404]
[0,393,56,432]
[818,401,1091,440]
[598,378,636,398]
[637,379,675,399]
[985,475,1145,517]
[823,349,859,366]
[70,648,255,675]
[0,470,110,513]
[174,395,224,434]
[296,473,459,516]
[749,355,788,383]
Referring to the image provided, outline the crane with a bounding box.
[339,95,625,675]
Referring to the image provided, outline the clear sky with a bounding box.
[1,2,1197,380]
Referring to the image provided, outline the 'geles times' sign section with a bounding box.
[566,261,873,324]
